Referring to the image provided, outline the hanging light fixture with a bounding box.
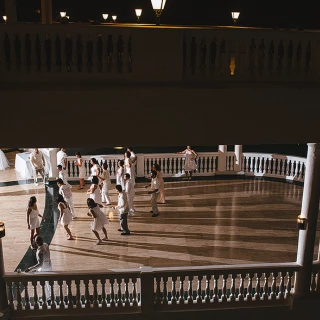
[112,15,117,23]
[102,13,108,21]
[2,15,7,23]
[60,12,66,18]
[151,0,166,26]
[135,9,142,24]
[231,12,240,25]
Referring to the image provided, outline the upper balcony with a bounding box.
[1,22,320,84]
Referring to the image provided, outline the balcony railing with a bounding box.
[65,152,306,182]
[1,24,320,82]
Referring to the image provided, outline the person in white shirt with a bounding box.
[145,170,160,217]
[57,165,69,185]
[100,162,111,205]
[25,235,52,302]
[30,148,46,186]
[112,185,130,235]
[127,147,137,184]
[124,173,135,213]
[57,178,75,218]
[57,148,68,171]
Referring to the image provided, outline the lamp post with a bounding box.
[102,13,108,22]
[135,9,142,24]
[0,222,8,310]
[231,11,240,25]
[2,15,7,23]
[112,15,117,23]
[151,0,166,26]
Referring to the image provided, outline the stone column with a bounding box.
[217,145,227,172]
[294,143,320,297]
[234,145,243,171]
[136,154,145,178]
[41,0,52,24]
[0,238,8,309]
[4,0,17,23]
[48,148,59,180]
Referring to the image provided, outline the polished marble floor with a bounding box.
[1,150,319,273]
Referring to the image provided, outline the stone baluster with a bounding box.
[74,279,81,308]
[262,39,269,77]
[58,280,64,309]
[224,41,230,76]
[124,277,130,307]
[171,275,177,305]
[16,280,22,310]
[310,270,317,292]
[187,275,193,304]
[66,279,73,308]
[215,38,221,75]
[7,282,13,306]
[155,275,161,306]
[92,279,98,308]
[30,33,37,73]
[213,273,219,303]
[204,274,211,303]
[282,39,288,78]
[110,279,115,307]
[285,271,292,298]
[100,279,107,308]
[270,272,277,300]
[300,41,307,77]
[84,279,90,308]
[121,33,130,74]
[40,32,46,73]
[271,39,278,77]
[246,273,253,301]
[33,279,39,310]
[221,273,227,303]
[262,272,269,300]
[23,281,30,310]
[40,280,48,309]
[179,275,185,304]
[254,272,261,301]
[162,276,168,305]
[278,272,284,300]
[196,275,203,303]
[49,280,56,309]
[132,276,138,307]
[253,39,259,77]
[117,279,122,307]
[238,273,245,302]
[229,273,236,302]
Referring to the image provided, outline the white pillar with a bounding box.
[234,145,243,171]
[136,154,145,178]
[4,0,17,23]
[0,238,8,309]
[294,143,320,297]
[41,0,52,24]
[48,148,59,180]
[218,145,227,172]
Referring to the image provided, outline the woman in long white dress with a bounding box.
[26,196,44,250]
[74,152,86,190]
[56,194,74,240]
[152,163,166,203]
[100,161,111,205]
[0,149,10,171]
[87,198,109,245]
[176,145,198,180]
[116,159,125,189]
[87,176,102,205]
[124,151,132,176]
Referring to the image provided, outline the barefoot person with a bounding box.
[176,145,198,180]
[87,198,109,245]
[26,196,44,250]
[100,161,111,205]
[56,194,74,240]
[74,152,86,189]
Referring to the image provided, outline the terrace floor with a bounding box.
[1,149,318,273]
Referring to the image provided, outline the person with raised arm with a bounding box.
[176,145,198,180]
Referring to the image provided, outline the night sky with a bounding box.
[0,0,318,29]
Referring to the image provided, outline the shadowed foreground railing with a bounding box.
[4,262,306,316]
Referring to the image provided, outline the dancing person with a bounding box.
[30,148,46,186]
[145,170,160,217]
[25,235,52,303]
[57,165,69,185]
[57,148,68,171]
[0,149,10,170]
[87,198,109,245]
[56,194,74,240]
[100,161,111,205]
[87,176,102,205]
[124,151,132,177]
[74,152,86,189]
[176,145,198,180]
[112,185,130,235]
[152,163,166,204]
[26,196,44,250]
[127,147,137,184]
[116,159,125,190]
[124,173,135,213]
[90,158,102,190]
[57,178,75,218]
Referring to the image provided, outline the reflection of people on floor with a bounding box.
[25,235,52,303]
[0,149,10,171]
[176,145,198,180]
[30,148,46,186]
[87,198,109,245]
[26,196,43,250]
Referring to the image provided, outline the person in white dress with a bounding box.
[90,158,102,191]
[116,159,125,190]
[100,161,111,205]
[127,147,137,184]
[56,194,74,240]
[57,165,69,185]
[87,176,102,205]
[57,178,75,218]
[87,198,109,245]
[74,152,86,190]
[30,148,46,186]
[124,151,132,176]
[57,148,68,171]
[124,173,135,213]
[0,149,10,171]
[176,145,198,180]
[26,196,44,250]
[152,163,166,204]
